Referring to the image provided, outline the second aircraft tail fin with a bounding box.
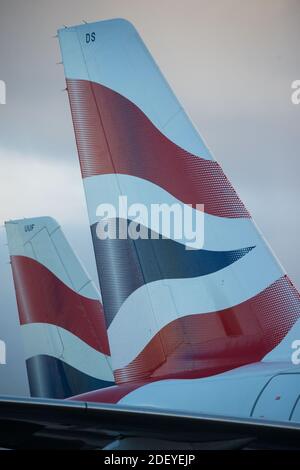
[5,217,114,398]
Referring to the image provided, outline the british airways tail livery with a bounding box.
[5,217,114,398]
[58,19,300,422]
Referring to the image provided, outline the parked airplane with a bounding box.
[1,18,300,450]
[5,217,114,398]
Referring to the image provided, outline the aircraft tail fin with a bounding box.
[5,217,114,398]
[58,19,300,385]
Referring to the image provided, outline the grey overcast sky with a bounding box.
[0,0,299,396]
